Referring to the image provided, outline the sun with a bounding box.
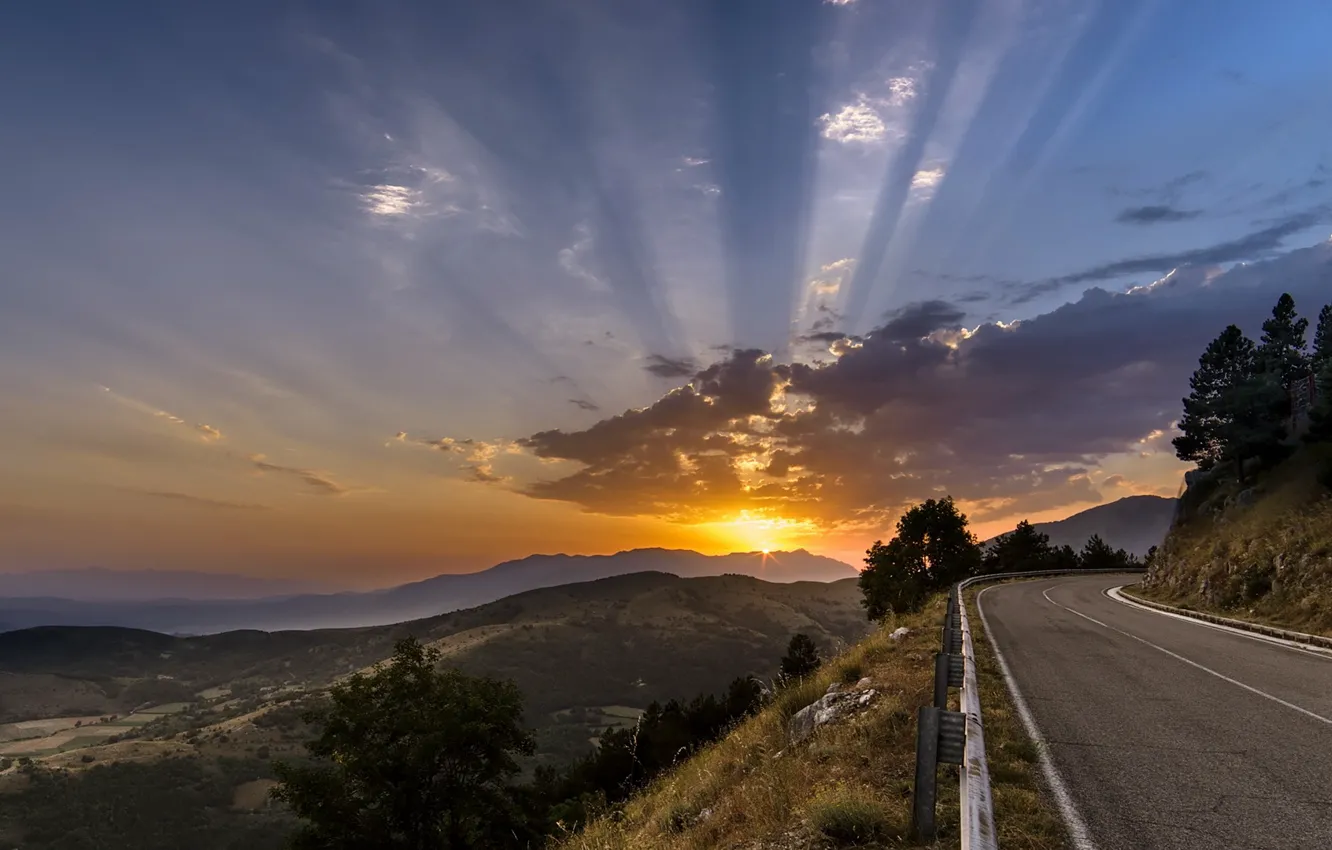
[761,548,771,555]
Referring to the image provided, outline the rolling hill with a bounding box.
[0,571,871,729]
[0,548,856,634]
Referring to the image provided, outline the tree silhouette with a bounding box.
[859,497,981,618]
[1173,325,1257,471]
[1308,304,1332,443]
[1257,292,1310,387]
[1078,534,1137,571]
[271,637,536,849]
[982,519,1055,574]
[780,633,822,681]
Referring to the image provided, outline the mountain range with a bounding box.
[986,494,1178,556]
[0,548,856,634]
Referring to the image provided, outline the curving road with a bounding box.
[978,574,1332,850]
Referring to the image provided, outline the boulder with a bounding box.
[788,687,878,744]
[889,626,911,641]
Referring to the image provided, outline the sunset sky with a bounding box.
[3,1,1332,588]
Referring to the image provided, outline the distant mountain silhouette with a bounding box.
[0,568,336,601]
[0,548,856,634]
[984,495,1177,556]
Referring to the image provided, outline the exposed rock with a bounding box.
[855,677,873,689]
[889,626,911,641]
[788,687,878,744]
[826,682,841,695]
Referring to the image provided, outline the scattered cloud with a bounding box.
[1011,206,1331,301]
[137,490,269,510]
[361,184,423,217]
[643,354,699,379]
[683,157,710,167]
[195,424,224,442]
[247,454,351,496]
[910,166,946,200]
[818,97,889,145]
[557,222,610,292]
[885,76,917,107]
[1116,205,1201,225]
[569,398,601,412]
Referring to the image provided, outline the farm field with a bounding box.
[0,703,191,757]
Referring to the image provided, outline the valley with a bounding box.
[0,571,870,850]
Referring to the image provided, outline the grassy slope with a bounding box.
[1140,444,1332,636]
[561,594,1067,850]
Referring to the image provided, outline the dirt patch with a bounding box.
[232,778,280,810]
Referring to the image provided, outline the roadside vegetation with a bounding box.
[1143,293,1332,635]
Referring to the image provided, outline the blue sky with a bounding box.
[3,0,1331,584]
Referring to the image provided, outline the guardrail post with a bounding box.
[912,705,940,840]
[933,652,949,709]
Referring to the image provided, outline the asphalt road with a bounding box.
[979,574,1332,850]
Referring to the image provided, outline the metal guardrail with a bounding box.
[911,568,1147,847]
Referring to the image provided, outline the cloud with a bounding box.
[137,490,269,510]
[433,241,1332,529]
[569,398,601,412]
[390,433,519,484]
[818,97,889,145]
[643,354,698,379]
[1011,206,1331,301]
[885,76,917,107]
[557,222,610,292]
[361,184,422,217]
[247,454,350,496]
[1115,205,1201,225]
[195,424,223,442]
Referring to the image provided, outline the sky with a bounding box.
[3,0,1332,588]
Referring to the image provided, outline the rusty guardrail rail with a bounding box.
[911,568,1147,847]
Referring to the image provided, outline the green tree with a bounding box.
[779,633,821,681]
[1173,325,1257,470]
[1257,292,1310,386]
[272,637,536,850]
[1307,304,1332,443]
[1078,535,1138,571]
[981,520,1055,574]
[859,497,982,619]
[1312,304,1332,371]
[1051,544,1081,572]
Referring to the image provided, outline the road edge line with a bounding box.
[974,584,1098,850]
[1106,586,1332,659]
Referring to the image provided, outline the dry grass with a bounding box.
[1144,445,1332,636]
[558,591,1072,850]
[964,589,1070,850]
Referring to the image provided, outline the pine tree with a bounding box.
[981,520,1055,574]
[1307,304,1332,442]
[780,634,821,681]
[1173,325,1258,471]
[1312,304,1332,371]
[1258,292,1311,386]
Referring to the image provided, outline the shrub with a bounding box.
[807,784,898,846]
[837,661,864,685]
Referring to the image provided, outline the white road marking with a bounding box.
[975,585,1099,850]
[1105,585,1332,661]
[1041,586,1332,727]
